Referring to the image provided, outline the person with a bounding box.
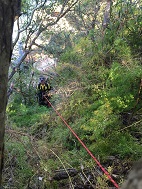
[37,76,51,106]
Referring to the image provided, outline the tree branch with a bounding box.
[9,0,79,82]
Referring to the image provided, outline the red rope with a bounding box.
[44,97,119,188]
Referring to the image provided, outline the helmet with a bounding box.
[39,76,46,82]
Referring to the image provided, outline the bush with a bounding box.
[7,102,49,127]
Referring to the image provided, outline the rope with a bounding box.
[44,97,119,188]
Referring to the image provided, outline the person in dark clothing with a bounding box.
[37,76,51,106]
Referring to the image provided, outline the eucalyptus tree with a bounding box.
[7,0,80,104]
[9,0,79,81]
[63,0,113,40]
[0,0,79,186]
[0,1,21,187]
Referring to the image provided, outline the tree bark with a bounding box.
[120,159,142,189]
[0,0,15,186]
[102,0,112,30]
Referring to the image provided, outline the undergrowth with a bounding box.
[5,1,142,187]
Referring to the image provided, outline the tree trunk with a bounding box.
[102,0,112,30]
[0,0,15,186]
[120,159,142,189]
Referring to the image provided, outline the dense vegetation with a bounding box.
[4,0,142,188]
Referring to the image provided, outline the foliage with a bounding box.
[4,0,142,188]
[7,102,49,127]
[105,62,142,112]
[52,0,142,161]
[44,31,72,58]
[4,137,33,188]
